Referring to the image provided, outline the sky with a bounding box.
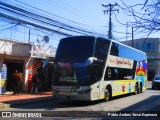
[0,0,156,48]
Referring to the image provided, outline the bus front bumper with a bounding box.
[52,90,91,101]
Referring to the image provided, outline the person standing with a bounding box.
[31,71,39,94]
[12,70,21,95]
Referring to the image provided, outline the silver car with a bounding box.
[152,75,160,89]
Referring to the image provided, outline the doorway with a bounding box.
[4,59,24,91]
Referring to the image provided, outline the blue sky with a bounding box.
[0,0,156,47]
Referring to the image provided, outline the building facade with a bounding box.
[0,37,55,94]
[122,38,160,81]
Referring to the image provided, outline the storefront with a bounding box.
[0,38,55,94]
[0,38,33,93]
[30,45,55,92]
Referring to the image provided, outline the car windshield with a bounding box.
[155,76,160,80]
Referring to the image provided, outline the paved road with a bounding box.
[3,81,159,111]
[3,89,160,111]
[1,81,160,119]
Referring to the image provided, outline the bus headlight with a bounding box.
[78,89,92,94]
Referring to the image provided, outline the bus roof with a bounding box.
[61,35,146,56]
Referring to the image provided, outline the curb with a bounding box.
[0,103,10,110]
[11,96,54,107]
[0,96,54,110]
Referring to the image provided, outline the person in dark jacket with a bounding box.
[31,71,39,94]
[12,70,21,95]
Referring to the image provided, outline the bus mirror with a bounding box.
[96,59,103,63]
[86,57,103,66]
[86,57,97,66]
[93,59,103,65]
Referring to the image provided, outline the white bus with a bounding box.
[52,36,147,101]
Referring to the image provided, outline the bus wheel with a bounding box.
[134,83,139,95]
[104,88,111,102]
[139,83,142,93]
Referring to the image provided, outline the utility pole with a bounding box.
[126,22,128,41]
[102,3,119,39]
[28,29,30,43]
[132,27,134,48]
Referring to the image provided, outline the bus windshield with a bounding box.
[55,36,95,62]
[54,36,95,86]
[53,36,110,86]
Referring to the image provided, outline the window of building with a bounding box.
[152,43,155,52]
[147,43,151,49]
[134,43,139,49]
[140,43,155,52]
[147,55,154,63]
[140,43,146,52]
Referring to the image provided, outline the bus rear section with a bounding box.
[101,41,147,101]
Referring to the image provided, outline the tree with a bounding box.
[119,0,160,36]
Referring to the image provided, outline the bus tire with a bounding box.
[52,92,57,99]
[104,87,112,102]
[134,83,139,95]
[139,82,142,93]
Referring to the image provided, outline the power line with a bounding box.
[14,0,105,30]
[0,1,106,40]
[0,12,73,36]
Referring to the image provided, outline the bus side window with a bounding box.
[104,67,136,80]
[95,38,110,62]
[104,68,111,80]
[110,42,119,56]
[104,67,117,80]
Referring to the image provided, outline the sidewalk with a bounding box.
[0,81,152,110]
[0,91,53,110]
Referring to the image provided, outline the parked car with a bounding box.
[152,75,160,89]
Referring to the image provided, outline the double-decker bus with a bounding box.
[52,36,147,101]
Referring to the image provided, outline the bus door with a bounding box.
[87,62,101,100]
[94,37,111,100]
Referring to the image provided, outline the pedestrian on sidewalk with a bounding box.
[12,70,21,95]
[31,71,40,94]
